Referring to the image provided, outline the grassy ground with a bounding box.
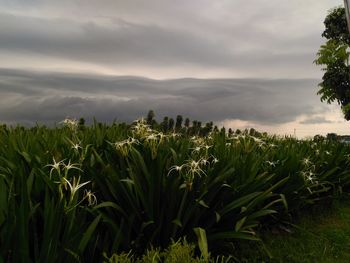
[105,197,350,263]
[247,197,350,263]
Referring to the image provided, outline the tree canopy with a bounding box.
[315,7,350,120]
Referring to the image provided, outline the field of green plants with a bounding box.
[1,118,350,262]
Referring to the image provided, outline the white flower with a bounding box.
[302,157,312,166]
[45,157,65,178]
[265,161,276,167]
[212,157,219,164]
[84,189,97,206]
[63,160,82,173]
[167,164,186,176]
[192,146,202,153]
[200,158,210,165]
[72,143,82,151]
[145,133,158,141]
[204,145,212,150]
[63,176,90,200]
[61,118,78,131]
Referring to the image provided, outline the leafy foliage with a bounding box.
[0,119,350,262]
[315,7,350,120]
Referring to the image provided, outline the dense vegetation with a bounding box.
[0,118,350,262]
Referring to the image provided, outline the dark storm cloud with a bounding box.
[0,12,235,67]
[0,68,324,126]
[0,0,334,78]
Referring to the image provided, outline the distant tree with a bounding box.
[313,134,325,142]
[78,117,85,126]
[175,115,183,131]
[146,110,157,128]
[184,118,190,129]
[228,128,233,137]
[326,132,338,141]
[190,120,198,136]
[78,117,85,130]
[161,116,169,132]
[193,121,202,135]
[200,121,213,136]
[220,127,226,135]
[168,118,175,131]
[315,7,350,120]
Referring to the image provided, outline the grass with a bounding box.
[238,197,350,262]
[103,197,350,262]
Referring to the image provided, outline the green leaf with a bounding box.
[235,217,246,231]
[171,219,182,227]
[209,231,260,241]
[194,227,209,261]
[78,214,101,253]
[215,211,221,223]
[197,200,209,208]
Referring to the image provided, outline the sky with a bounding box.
[0,0,348,137]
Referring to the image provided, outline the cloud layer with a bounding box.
[0,0,343,78]
[0,68,326,126]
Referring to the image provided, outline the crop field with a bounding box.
[1,119,350,262]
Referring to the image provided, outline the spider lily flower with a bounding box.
[302,157,312,166]
[61,118,78,131]
[191,146,202,153]
[301,171,316,183]
[187,159,206,177]
[113,137,139,156]
[200,158,211,166]
[144,133,162,159]
[63,160,83,173]
[169,132,180,139]
[204,145,212,150]
[265,161,277,167]
[84,189,97,206]
[45,157,65,178]
[63,176,90,202]
[212,157,219,164]
[257,142,265,148]
[71,143,82,151]
[145,133,158,141]
[167,164,187,176]
[132,118,153,137]
[156,132,168,142]
[250,136,263,143]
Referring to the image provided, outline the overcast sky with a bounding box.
[0,0,348,137]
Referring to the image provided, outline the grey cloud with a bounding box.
[299,116,334,125]
[0,68,325,126]
[0,13,235,67]
[0,8,326,78]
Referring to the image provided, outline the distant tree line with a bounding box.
[146,110,215,136]
[144,110,264,137]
